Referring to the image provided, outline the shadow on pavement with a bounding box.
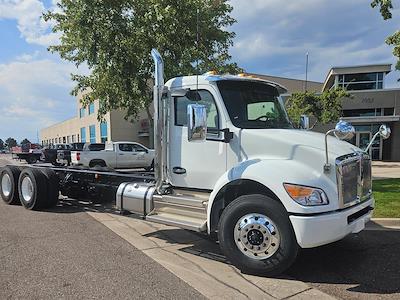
[43,197,116,214]
[287,231,400,295]
[45,198,400,296]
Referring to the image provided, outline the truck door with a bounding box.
[117,143,138,168]
[131,143,150,167]
[169,86,227,190]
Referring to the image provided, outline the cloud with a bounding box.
[0,0,60,46]
[0,57,79,141]
[229,0,400,86]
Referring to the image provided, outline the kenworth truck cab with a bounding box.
[115,49,390,275]
[0,49,390,276]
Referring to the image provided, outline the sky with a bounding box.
[0,0,399,143]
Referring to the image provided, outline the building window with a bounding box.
[384,107,395,116]
[88,103,95,115]
[100,122,108,143]
[79,107,85,118]
[71,135,75,143]
[80,127,86,142]
[343,108,382,117]
[337,72,384,91]
[89,125,96,143]
[67,136,70,143]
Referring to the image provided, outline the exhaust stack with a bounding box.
[151,49,168,193]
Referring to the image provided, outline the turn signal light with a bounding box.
[284,183,329,206]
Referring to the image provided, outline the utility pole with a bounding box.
[305,52,309,92]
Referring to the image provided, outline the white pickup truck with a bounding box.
[71,141,155,170]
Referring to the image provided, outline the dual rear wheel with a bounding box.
[0,166,59,210]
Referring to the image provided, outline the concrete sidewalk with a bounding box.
[372,161,400,179]
[367,218,400,231]
[89,212,336,300]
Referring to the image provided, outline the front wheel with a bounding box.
[145,160,154,172]
[218,194,298,276]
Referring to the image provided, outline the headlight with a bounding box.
[283,183,329,206]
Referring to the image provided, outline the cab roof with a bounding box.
[165,74,288,94]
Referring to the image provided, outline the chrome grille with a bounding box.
[361,157,372,198]
[336,153,372,208]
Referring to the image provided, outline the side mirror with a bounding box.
[333,120,355,141]
[187,104,207,142]
[379,124,391,139]
[300,115,310,130]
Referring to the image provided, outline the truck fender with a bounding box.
[207,159,284,234]
[206,159,338,234]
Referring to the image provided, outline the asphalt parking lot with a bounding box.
[288,231,400,299]
[1,154,399,299]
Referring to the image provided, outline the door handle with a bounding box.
[173,167,186,174]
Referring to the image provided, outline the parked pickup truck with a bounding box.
[71,141,155,170]
[56,143,104,166]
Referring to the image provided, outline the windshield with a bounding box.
[217,80,292,129]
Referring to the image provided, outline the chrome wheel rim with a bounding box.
[234,213,281,260]
[21,176,34,203]
[1,173,12,197]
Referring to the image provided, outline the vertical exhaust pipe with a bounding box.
[151,49,167,193]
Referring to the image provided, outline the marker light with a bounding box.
[284,183,329,206]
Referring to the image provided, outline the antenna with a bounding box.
[305,52,309,92]
[196,8,199,92]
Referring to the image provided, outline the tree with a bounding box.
[0,139,4,150]
[5,138,17,149]
[371,0,400,73]
[285,88,350,128]
[21,138,31,146]
[44,0,241,146]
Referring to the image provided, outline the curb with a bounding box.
[366,218,400,231]
[88,212,336,300]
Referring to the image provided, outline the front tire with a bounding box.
[218,194,298,276]
[145,160,154,172]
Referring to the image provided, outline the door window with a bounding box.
[118,144,134,152]
[132,144,147,152]
[174,90,219,131]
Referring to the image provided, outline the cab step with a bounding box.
[146,190,210,232]
[146,212,207,232]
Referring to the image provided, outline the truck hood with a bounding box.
[238,129,360,163]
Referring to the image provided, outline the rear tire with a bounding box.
[218,194,298,276]
[0,166,21,205]
[18,168,48,210]
[40,169,60,208]
[89,160,106,168]
[26,156,38,164]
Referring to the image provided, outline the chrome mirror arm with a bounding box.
[324,129,335,172]
[363,131,380,154]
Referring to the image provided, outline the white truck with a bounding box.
[71,141,155,170]
[0,49,391,276]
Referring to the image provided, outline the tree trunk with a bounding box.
[146,105,154,149]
